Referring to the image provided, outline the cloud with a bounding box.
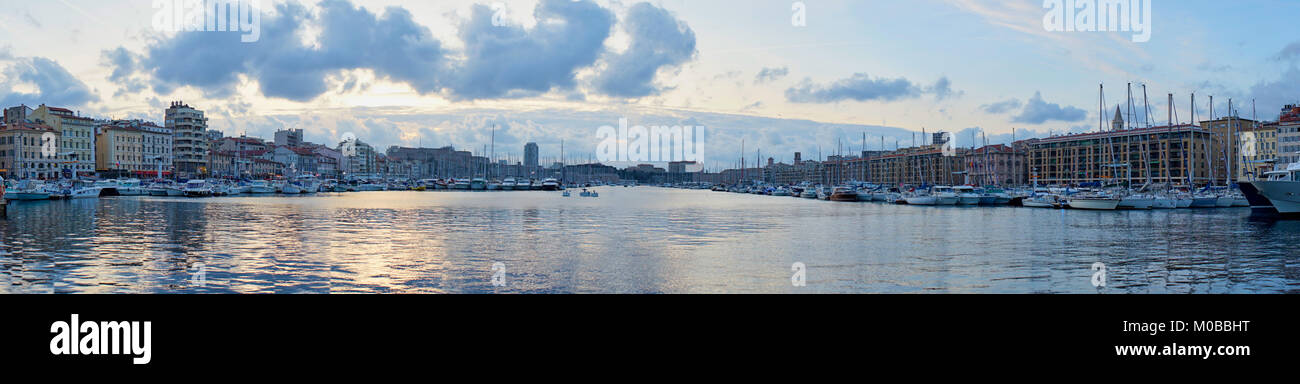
[1275,41,1300,62]
[754,67,789,84]
[980,98,1022,114]
[1249,66,1300,118]
[592,2,696,98]
[785,73,932,103]
[929,76,961,101]
[1011,92,1088,124]
[0,56,98,107]
[451,0,613,99]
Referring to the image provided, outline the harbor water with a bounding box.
[1,187,1296,293]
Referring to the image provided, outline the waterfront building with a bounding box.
[1240,121,1280,180]
[1276,105,1300,164]
[524,142,539,168]
[0,121,62,179]
[1024,124,1215,186]
[825,143,967,186]
[343,139,376,177]
[312,145,343,179]
[95,124,146,177]
[101,119,172,178]
[1200,116,1256,184]
[214,136,268,153]
[30,105,97,177]
[166,101,209,178]
[964,144,1028,186]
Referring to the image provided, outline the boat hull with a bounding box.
[1253,181,1300,214]
[1232,183,1274,213]
[905,196,937,206]
[1068,198,1120,210]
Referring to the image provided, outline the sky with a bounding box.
[1,0,1297,170]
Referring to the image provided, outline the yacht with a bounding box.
[799,188,819,199]
[501,178,517,191]
[1252,162,1300,215]
[772,187,792,197]
[1118,193,1154,210]
[451,179,471,190]
[904,191,938,206]
[249,180,276,194]
[932,186,959,205]
[147,181,173,196]
[1149,195,1178,209]
[182,180,212,197]
[470,178,488,190]
[829,187,859,202]
[1022,194,1063,208]
[8,180,51,200]
[1239,179,1277,213]
[293,175,321,193]
[1066,194,1121,210]
[282,182,302,194]
[357,182,387,192]
[541,178,560,191]
[953,186,981,205]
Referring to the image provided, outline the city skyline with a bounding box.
[1,0,1298,166]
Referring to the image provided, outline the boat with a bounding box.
[953,186,981,205]
[1066,195,1121,210]
[182,180,212,197]
[249,180,276,194]
[282,182,302,194]
[829,187,859,202]
[932,186,959,205]
[1252,162,1300,215]
[116,179,145,196]
[8,180,51,200]
[293,175,321,193]
[904,189,938,206]
[800,188,818,199]
[1190,194,1219,208]
[60,181,102,199]
[501,178,516,191]
[487,181,502,191]
[147,181,173,196]
[471,178,488,190]
[1149,195,1178,209]
[541,178,560,191]
[357,183,387,192]
[1118,194,1154,210]
[562,190,571,197]
[1215,195,1235,208]
[1022,194,1063,208]
[1239,181,1276,213]
[772,187,792,197]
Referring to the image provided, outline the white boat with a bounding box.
[182,180,211,197]
[953,186,981,205]
[800,189,818,199]
[282,182,302,194]
[1149,196,1178,209]
[487,181,502,190]
[1023,194,1063,208]
[8,180,51,200]
[1118,194,1154,210]
[1214,196,1235,208]
[1067,195,1121,210]
[147,181,173,196]
[932,186,959,205]
[905,190,938,206]
[470,178,488,190]
[249,180,276,194]
[562,190,571,197]
[501,178,517,190]
[540,178,560,191]
[357,183,386,192]
[1253,163,1300,214]
[772,188,792,197]
[117,179,145,196]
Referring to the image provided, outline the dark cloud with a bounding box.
[1249,66,1300,118]
[929,76,960,101]
[106,0,689,102]
[785,73,922,103]
[451,0,613,99]
[1011,92,1088,124]
[980,98,1022,114]
[0,56,98,107]
[754,67,789,84]
[592,2,695,98]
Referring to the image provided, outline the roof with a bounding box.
[1029,124,1205,145]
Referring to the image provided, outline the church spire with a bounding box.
[1112,105,1124,131]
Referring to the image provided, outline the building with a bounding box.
[1200,116,1256,184]
[30,105,97,177]
[312,145,343,179]
[964,144,1028,186]
[343,139,376,177]
[0,121,62,179]
[101,119,172,178]
[95,124,146,177]
[1239,121,1280,180]
[275,128,304,147]
[845,144,968,186]
[166,101,209,177]
[524,142,539,168]
[215,136,268,153]
[1276,105,1300,165]
[1024,124,1215,186]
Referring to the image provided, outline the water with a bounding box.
[1,188,1297,294]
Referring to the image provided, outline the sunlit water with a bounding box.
[1,187,1296,294]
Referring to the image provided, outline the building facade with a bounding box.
[31,105,97,177]
[524,142,539,168]
[95,125,146,176]
[964,144,1028,186]
[0,121,62,179]
[1276,105,1300,165]
[1239,121,1280,180]
[167,101,209,177]
[1200,116,1256,184]
[1024,124,1215,186]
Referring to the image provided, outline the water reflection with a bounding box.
[1,188,1296,294]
